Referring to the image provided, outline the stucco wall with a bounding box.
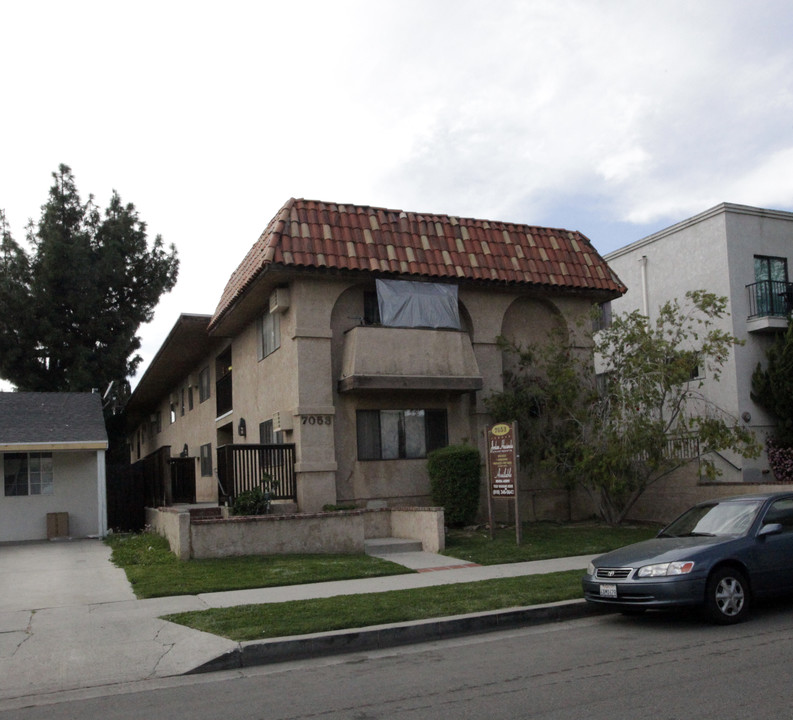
[0,451,102,542]
[147,506,445,558]
[132,271,600,519]
[605,205,793,484]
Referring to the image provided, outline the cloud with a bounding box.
[2,0,793,385]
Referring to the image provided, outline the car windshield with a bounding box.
[660,500,762,538]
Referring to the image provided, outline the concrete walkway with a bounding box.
[0,539,596,703]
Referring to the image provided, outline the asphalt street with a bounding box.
[4,602,793,719]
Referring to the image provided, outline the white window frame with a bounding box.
[257,307,280,360]
[3,452,54,496]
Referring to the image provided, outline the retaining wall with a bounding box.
[146,506,444,559]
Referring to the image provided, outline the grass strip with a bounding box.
[105,532,411,599]
[444,522,659,565]
[164,569,584,641]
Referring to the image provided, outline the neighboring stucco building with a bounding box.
[0,392,108,542]
[605,203,793,514]
[126,198,624,519]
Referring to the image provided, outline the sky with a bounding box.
[2,0,793,389]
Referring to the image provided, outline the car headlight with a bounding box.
[637,561,695,578]
[587,562,596,576]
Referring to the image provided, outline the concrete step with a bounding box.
[365,537,423,555]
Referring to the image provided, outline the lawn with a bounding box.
[444,521,660,565]
[164,569,585,641]
[105,532,411,599]
[107,521,659,599]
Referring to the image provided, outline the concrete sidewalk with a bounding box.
[0,539,596,703]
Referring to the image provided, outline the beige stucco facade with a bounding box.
[129,274,601,518]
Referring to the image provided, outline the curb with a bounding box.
[188,599,607,674]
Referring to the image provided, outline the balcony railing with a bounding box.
[216,444,297,504]
[747,280,793,319]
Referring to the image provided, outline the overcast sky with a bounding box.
[2,0,792,388]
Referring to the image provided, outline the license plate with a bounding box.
[599,583,618,598]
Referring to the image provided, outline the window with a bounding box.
[763,498,793,533]
[257,307,280,360]
[259,420,284,445]
[169,394,177,424]
[357,409,448,460]
[180,387,186,416]
[4,453,53,496]
[188,386,194,411]
[754,255,789,316]
[364,290,381,325]
[200,443,213,477]
[198,366,211,403]
[592,301,612,331]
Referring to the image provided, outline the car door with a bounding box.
[752,498,793,596]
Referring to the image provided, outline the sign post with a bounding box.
[486,422,521,544]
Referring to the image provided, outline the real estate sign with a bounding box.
[487,422,517,498]
[485,421,521,543]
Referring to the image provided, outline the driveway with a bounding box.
[0,538,135,612]
[0,539,237,703]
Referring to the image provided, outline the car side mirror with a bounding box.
[758,523,784,538]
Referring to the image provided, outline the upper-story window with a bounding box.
[258,307,280,359]
[363,291,381,325]
[753,255,790,317]
[375,279,460,329]
[198,366,211,403]
[592,301,612,332]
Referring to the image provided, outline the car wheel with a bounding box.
[705,567,750,624]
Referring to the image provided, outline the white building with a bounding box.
[605,203,793,495]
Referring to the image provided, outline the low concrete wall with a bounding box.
[145,506,190,560]
[146,506,445,559]
[190,512,366,559]
[391,507,444,552]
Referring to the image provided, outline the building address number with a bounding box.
[301,415,333,426]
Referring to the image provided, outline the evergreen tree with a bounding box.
[752,319,793,447]
[0,165,178,411]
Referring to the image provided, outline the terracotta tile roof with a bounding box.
[210,198,625,331]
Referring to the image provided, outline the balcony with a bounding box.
[338,326,483,393]
[746,280,793,333]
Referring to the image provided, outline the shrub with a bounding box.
[427,444,481,527]
[231,479,277,516]
[767,439,793,483]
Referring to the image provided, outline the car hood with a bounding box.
[593,535,735,568]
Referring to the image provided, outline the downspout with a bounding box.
[639,255,649,316]
[97,449,108,537]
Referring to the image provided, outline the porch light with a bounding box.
[238,418,247,437]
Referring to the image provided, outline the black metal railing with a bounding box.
[216,372,233,416]
[747,280,793,319]
[216,443,297,504]
[133,446,173,507]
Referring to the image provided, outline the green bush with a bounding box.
[427,444,481,527]
[231,486,273,516]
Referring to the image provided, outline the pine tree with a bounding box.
[0,165,179,411]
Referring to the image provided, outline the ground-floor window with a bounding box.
[356,409,448,460]
[200,443,213,477]
[3,452,54,496]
